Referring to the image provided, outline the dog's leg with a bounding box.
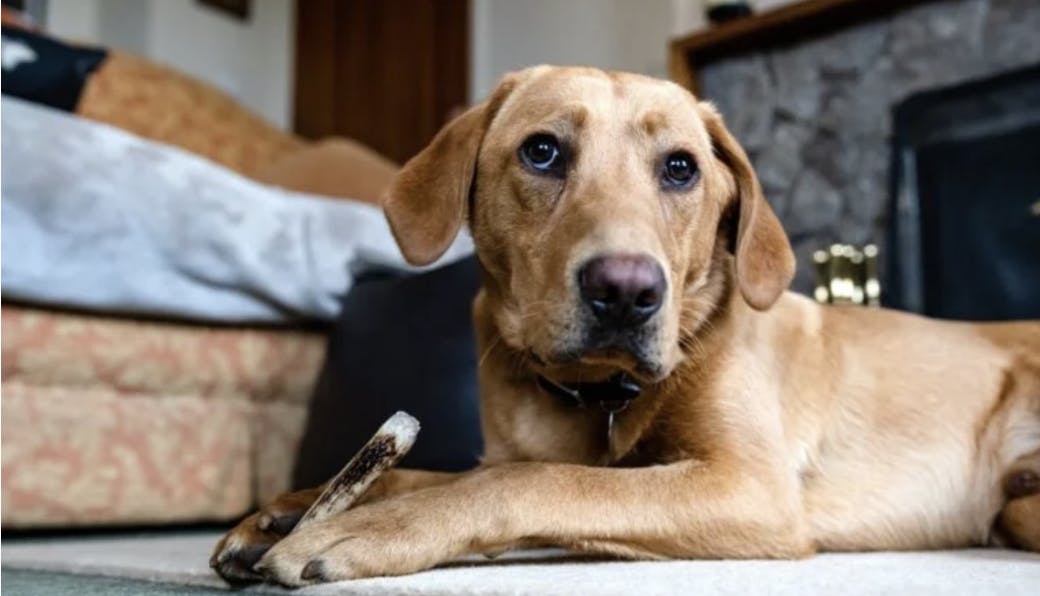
[211,469,459,582]
[996,452,1040,551]
[1000,495,1040,551]
[257,460,810,586]
[364,469,463,504]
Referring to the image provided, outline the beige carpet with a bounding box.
[3,531,1039,595]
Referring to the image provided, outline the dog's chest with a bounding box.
[488,377,702,468]
[488,385,612,465]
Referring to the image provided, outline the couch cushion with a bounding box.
[0,304,326,527]
[255,138,399,206]
[1,382,253,527]
[76,51,300,177]
[1,306,323,402]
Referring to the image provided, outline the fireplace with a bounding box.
[672,0,1040,319]
[888,65,1040,320]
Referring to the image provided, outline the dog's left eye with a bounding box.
[519,134,564,175]
[661,151,698,190]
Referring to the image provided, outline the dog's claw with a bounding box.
[301,559,328,582]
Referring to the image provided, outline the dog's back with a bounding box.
[978,321,1040,368]
[739,294,1039,550]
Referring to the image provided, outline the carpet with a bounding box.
[2,530,1039,595]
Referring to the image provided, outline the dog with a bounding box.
[211,66,1040,586]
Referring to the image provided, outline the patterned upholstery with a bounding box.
[1,305,325,527]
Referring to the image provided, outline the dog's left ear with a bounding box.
[698,102,795,310]
[383,75,520,265]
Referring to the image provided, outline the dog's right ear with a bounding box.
[697,102,794,310]
[383,76,520,265]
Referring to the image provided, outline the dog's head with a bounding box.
[384,66,793,382]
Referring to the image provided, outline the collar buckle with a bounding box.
[537,372,642,411]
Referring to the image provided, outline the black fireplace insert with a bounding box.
[887,65,1040,321]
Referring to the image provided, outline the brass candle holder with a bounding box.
[812,244,881,307]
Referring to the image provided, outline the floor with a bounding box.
[2,530,1039,595]
[1,568,233,596]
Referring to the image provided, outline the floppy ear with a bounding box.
[383,78,518,265]
[699,103,795,310]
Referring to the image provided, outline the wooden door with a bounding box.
[294,0,469,164]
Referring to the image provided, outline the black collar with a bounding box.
[537,372,641,412]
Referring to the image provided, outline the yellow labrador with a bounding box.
[212,66,1040,585]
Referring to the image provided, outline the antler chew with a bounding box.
[292,411,420,531]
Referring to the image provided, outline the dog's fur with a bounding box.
[212,66,1040,586]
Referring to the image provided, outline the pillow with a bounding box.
[255,138,399,206]
[292,256,484,488]
[75,51,301,177]
[1,25,107,111]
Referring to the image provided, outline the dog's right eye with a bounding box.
[519,134,564,175]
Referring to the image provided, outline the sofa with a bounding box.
[0,32,398,528]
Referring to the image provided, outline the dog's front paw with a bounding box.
[209,486,322,583]
[256,497,455,586]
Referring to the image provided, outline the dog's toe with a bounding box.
[1006,468,1039,499]
[255,523,364,585]
[255,539,326,587]
[210,512,284,584]
[211,487,325,584]
[211,540,273,584]
[300,559,329,582]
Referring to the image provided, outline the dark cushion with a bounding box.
[1,26,106,111]
[292,256,483,489]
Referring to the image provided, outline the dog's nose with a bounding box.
[579,255,666,328]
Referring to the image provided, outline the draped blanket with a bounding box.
[1,97,472,323]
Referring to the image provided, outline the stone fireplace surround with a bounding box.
[696,0,1040,294]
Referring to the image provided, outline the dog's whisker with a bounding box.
[478,334,504,369]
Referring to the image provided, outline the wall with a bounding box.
[470,0,797,102]
[471,0,680,101]
[42,0,98,42]
[698,0,1040,293]
[45,0,293,130]
[44,0,799,130]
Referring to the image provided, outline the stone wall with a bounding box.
[698,0,1040,293]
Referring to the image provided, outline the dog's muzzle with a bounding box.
[569,253,667,373]
[578,253,666,330]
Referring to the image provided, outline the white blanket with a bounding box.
[1,97,472,323]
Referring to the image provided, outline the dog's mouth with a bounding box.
[511,303,674,384]
[529,338,668,384]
